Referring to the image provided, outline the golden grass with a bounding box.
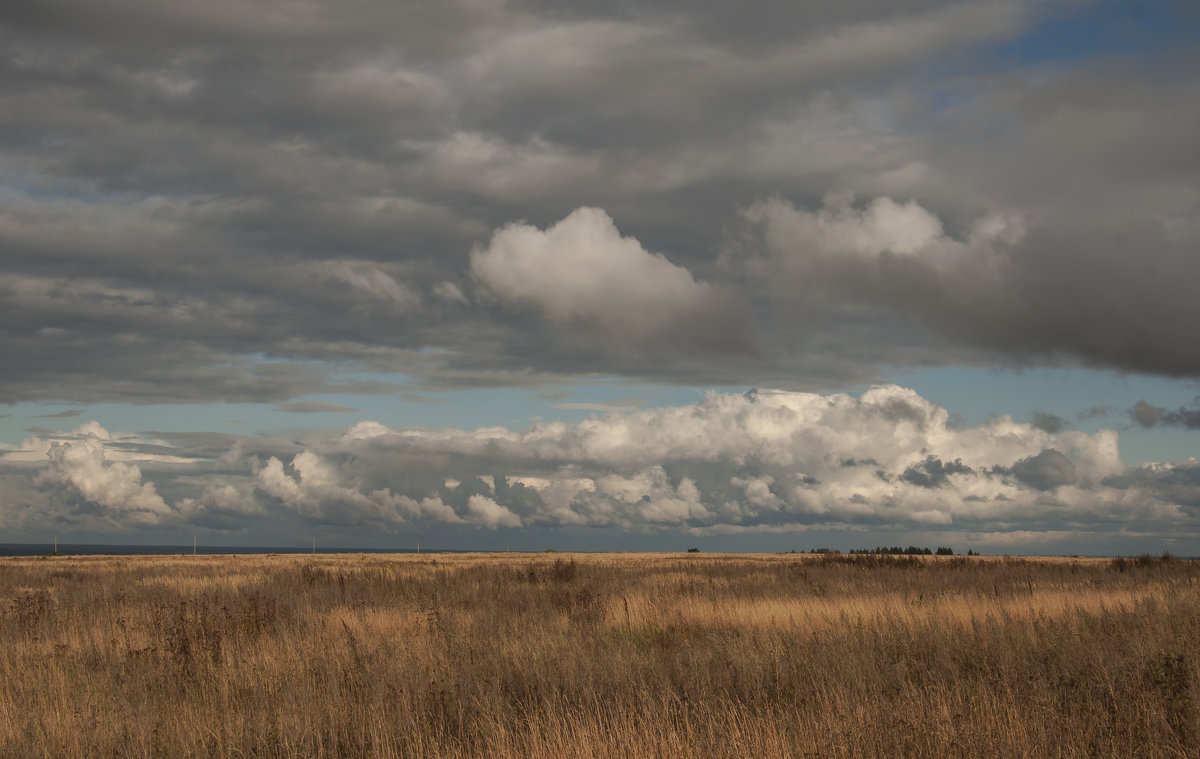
[1,552,1197,757]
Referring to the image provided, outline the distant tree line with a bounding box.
[803,546,981,556]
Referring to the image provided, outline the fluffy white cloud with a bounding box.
[743,191,1024,283]
[0,422,220,528]
[466,494,522,528]
[255,450,464,527]
[33,434,173,525]
[238,386,1188,536]
[177,481,259,515]
[750,191,947,258]
[472,207,745,348]
[341,421,396,443]
[4,389,1197,542]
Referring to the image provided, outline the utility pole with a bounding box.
[193,535,197,555]
[312,537,316,555]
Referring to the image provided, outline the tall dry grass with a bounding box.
[1,552,1197,757]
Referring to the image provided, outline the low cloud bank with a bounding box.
[3,388,1197,543]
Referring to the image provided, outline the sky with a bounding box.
[1,0,1199,555]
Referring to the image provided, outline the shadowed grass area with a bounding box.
[1,552,1197,757]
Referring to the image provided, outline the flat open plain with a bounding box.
[1,552,1196,757]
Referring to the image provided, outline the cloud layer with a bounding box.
[742,191,1200,375]
[3,388,1196,547]
[0,0,1197,401]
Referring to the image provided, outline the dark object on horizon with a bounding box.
[687,547,700,553]
[847,546,949,556]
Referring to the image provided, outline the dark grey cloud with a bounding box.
[745,192,1200,379]
[1031,412,1066,434]
[901,455,973,489]
[1131,399,1200,430]
[1163,402,1200,429]
[1105,461,1200,511]
[0,0,1198,406]
[1007,449,1078,492]
[1132,401,1161,428]
[34,409,86,418]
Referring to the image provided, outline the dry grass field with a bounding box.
[1,551,1197,758]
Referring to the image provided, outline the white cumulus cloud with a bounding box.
[229,386,1190,537]
[472,206,748,350]
[34,436,173,525]
[4,390,1196,544]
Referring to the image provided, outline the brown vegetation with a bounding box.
[1,552,1197,757]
